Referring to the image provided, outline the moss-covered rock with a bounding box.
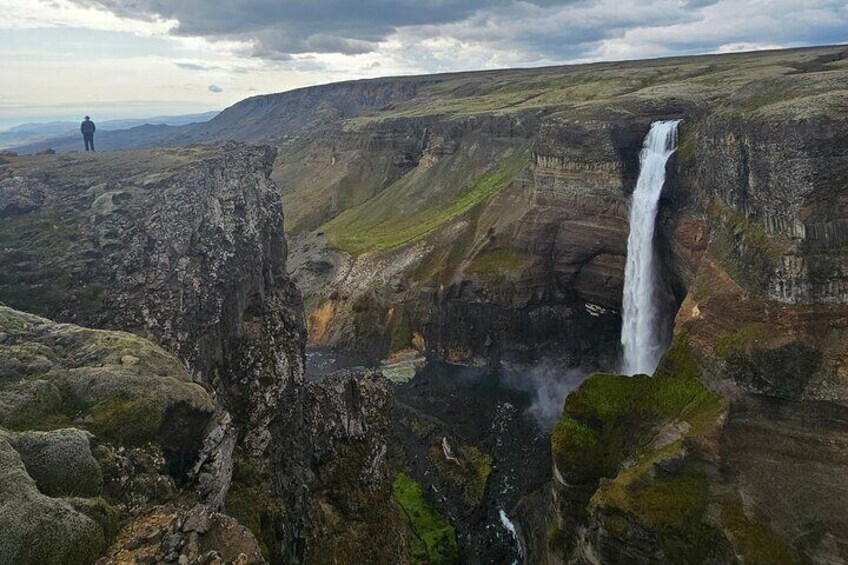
[0,436,107,565]
[719,496,805,565]
[549,336,730,562]
[224,453,281,560]
[552,336,723,486]
[0,306,214,448]
[4,428,102,497]
[392,472,459,565]
[66,497,120,545]
[0,305,220,564]
[431,442,493,508]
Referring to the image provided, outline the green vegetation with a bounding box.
[0,209,99,320]
[552,336,723,484]
[88,393,163,447]
[432,444,493,508]
[410,213,479,285]
[551,414,604,483]
[324,152,527,255]
[225,455,282,559]
[547,524,571,555]
[0,306,214,446]
[458,446,492,507]
[550,336,727,561]
[606,470,724,564]
[407,416,438,439]
[466,247,526,281]
[392,473,458,564]
[714,323,770,358]
[720,498,805,565]
[706,198,786,295]
[67,497,120,545]
[0,436,109,565]
[676,128,696,163]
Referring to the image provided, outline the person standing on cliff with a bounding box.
[80,116,96,152]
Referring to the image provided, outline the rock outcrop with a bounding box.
[0,305,256,565]
[0,145,403,564]
[3,45,848,564]
[540,51,848,565]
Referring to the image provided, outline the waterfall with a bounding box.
[620,120,680,375]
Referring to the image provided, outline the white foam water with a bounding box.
[620,119,681,375]
[499,509,523,564]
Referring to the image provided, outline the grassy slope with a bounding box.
[392,472,459,564]
[285,46,847,261]
[340,46,848,123]
[550,335,807,563]
[323,144,529,255]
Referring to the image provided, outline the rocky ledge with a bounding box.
[0,145,408,564]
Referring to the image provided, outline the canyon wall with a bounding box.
[0,145,408,564]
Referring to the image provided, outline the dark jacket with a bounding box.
[81,120,96,135]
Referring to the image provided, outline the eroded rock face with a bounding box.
[540,69,848,565]
[297,371,414,564]
[0,144,301,456]
[289,114,637,369]
[0,145,402,564]
[0,306,257,565]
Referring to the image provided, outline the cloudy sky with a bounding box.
[1,0,846,128]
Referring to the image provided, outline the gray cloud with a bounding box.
[67,0,847,67]
[177,61,216,71]
[208,84,223,93]
[67,0,580,58]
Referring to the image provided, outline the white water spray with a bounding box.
[620,120,680,375]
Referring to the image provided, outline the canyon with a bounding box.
[1,44,847,564]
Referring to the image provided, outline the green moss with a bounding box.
[676,128,696,163]
[392,473,458,564]
[720,498,804,565]
[67,497,120,545]
[553,338,722,484]
[407,416,438,439]
[625,470,708,530]
[551,415,603,484]
[603,513,632,538]
[650,337,724,433]
[411,210,479,285]
[706,198,786,294]
[0,306,214,448]
[88,393,163,446]
[466,247,525,281]
[430,442,493,508]
[624,470,723,564]
[0,380,70,431]
[547,524,572,555]
[0,209,95,320]
[387,307,415,352]
[714,323,769,358]
[325,152,527,255]
[551,336,727,558]
[457,446,492,507]
[225,455,281,560]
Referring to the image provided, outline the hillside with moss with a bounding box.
[3,44,848,564]
[0,305,257,564]
[0,144,422,564]
[264,45,848,373]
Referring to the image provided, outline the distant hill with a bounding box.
[3,111,219,152]
[11,44,848,156]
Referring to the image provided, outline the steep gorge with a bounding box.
[0,145,411,564]
[272,45,848,564]
[2,44,848,564]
